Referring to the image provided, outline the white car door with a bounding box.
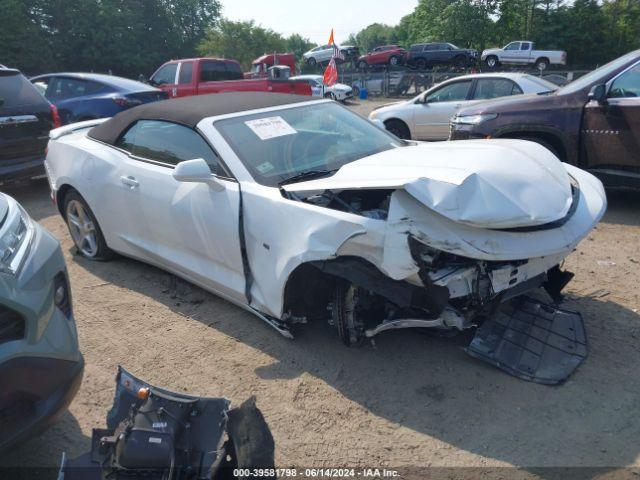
[110,120,246,303]
[502,42,522,63]
[414,79,473,140]
[318,45,333,62]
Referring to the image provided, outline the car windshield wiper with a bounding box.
[278,169,338,187]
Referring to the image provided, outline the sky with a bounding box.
[219,0,419,45]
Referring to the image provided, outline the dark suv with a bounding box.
[0,68,59,184]
[450,49,640,188]
[408,43,478,70]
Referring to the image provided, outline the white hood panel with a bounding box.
[283,139,573,229]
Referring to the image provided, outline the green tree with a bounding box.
[198,19,287,69]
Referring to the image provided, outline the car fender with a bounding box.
[493,123,571,161]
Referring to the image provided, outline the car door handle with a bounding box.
[121,176,139,188]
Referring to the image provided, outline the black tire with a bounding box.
[352,85,360,98]
[389,55,401,66]
[415,58,427,70]
[63,190,113,261]
[324,91,336,100]
[307,57,316,67]
[453,55,467,69]
[485,55,499,69]
[357,60,368,70]
[384,119,411,140]
[534,58,549,71]
[517,136,561,159]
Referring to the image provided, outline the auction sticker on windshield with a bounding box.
[245,116,297,140]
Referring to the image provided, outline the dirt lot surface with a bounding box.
[2,99,640,479]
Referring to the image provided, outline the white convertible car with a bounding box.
[45,93,606,383]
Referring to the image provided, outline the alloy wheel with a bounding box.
[66,199,99,257]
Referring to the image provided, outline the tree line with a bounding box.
[1,0,638,78]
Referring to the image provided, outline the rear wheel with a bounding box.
[389,56,401,66]
[307,57,316,67]
[415,58,427,70]
[534,58,549,71]
[384,119,411,140]
[63,191,113,260]
[324,91,336,100]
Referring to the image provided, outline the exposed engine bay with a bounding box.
[58,367,275,479]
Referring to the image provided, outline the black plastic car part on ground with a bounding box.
[466,297,587,385]
[59,366,275,480]
[0,68,59,184]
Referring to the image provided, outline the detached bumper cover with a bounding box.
[466,298,587,385]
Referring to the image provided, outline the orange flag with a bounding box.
[323,57,338,86]
[328,29,335,46]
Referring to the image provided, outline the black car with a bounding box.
[408,42,478,70]
[0,68,59,184]
[450,49,640,188]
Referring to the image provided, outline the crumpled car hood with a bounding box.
[282,139,573,229]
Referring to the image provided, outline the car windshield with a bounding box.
[215,102,406,187]
[559,51,640,94]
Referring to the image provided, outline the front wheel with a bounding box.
[414,58,427,70]
[485,55,499,69]
[332,284,365,347]
[64,191,113,261]
[389,56,400,66]
[453,55,467,69]
[307,57,316,67]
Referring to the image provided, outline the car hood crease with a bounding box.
[282,139,573,229]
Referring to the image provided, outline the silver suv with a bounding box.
[0,191,83,450]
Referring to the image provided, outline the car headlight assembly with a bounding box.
[369,111,378,120]
[451,113,498,125]
[0,203,35,276]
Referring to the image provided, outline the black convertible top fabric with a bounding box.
[88,92,312,145]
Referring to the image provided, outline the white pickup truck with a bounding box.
[481,41,566,71]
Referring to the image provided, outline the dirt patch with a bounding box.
[1,106,639,477]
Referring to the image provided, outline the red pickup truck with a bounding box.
[149,57,311,98]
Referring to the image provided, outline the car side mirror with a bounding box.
[588,84,607,103]
[173,158,225,191]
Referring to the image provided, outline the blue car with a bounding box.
[30,73,168,125]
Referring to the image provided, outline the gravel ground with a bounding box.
[2,99,640,479]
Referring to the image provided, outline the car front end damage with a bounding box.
[254,139,606,384]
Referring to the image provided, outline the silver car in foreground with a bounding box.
[369,73,557,140]
[0,192,83,450]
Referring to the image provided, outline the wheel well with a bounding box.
[56,184,78,218]
[282,263,338,321]
[498,131,567,161]
[383,118,411,138]
[535,56,550,64]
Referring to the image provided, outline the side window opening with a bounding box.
[114,120,226,176]
[151,64,178,86]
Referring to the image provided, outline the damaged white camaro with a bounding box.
[45,93,606,383]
